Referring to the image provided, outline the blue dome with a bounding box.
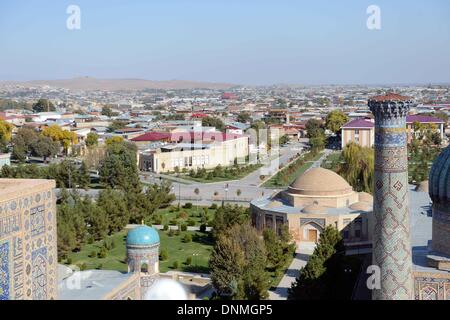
[126,225,160,246]
[429,145,450,201]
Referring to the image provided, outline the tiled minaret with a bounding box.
[368,93,414,300]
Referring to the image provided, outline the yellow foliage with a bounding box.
[0,120,13,142]
[105,136,124,145]
[42,125,77,149]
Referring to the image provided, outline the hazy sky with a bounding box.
[0,0,449,85]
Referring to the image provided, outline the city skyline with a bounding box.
[1,0,449,85]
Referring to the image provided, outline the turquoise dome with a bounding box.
[126,225,160,246]
[429,145,450,201]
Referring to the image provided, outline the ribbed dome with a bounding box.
[301,203,328,214]
[429,146,450,201]
[349,201,372,212]
[288,168,353,196]
[127,225,160,246]
[358,192,373,203]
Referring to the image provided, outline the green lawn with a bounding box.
[65,229,214,274]
[149,205,217,227]
[321,151,342,171]
[263,152,323,188]
[172,164,263,183]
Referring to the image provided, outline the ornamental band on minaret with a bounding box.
[368,93,414,300]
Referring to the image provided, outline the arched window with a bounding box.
[141,262,148,273]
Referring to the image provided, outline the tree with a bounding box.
[32,98,55,113]
[325,110,349,134]
[42,125,78,153]
[99,139,140,192]
[202,116,225,132]
[339,142,374,193]
[305,119,324,139]
[237,112,252,124]
[11,127,39,161]
[211,205,249,239]
[306,119,326,151]
[279,135,290,146]
[263,228,284,271]
[210,223,270,300]
[97,188,130,234]
[107,120,128,133]
[0,119,13,146]
[85,132,99,147]
[31,135,60,162]
[101,105,116,117]
[288,225,344,300]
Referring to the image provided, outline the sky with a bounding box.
[0,0,449,85]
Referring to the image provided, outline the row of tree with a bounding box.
[0,161,90,189]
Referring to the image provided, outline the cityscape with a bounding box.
[0,0,449,310]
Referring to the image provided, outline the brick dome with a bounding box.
[288,168,353,196]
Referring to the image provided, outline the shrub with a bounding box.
[183,233,192,243]
[79,263,87,271]
[163,224,169,231]
[185,257,192,265]
[66,257,73,265]
[153,214,163,225]
[187,219,196,226]
[88,250,97,258]
[172,261,179,269]
[180,224,188,232]
[160,249,169,261]
[209,203,218,210]
[183,202,193,209]
[200,224,207,232]
[98,247,108,258]
[168,229,175,237]
[178,211,188,219]
[169,218,178,225]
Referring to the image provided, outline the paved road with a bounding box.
[59,143,333,206]
[140,141,307,203]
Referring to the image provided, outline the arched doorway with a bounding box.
[302,222,323,243]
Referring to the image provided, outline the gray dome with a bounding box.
[429,146,450,201]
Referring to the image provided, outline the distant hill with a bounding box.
[0,77,236,91]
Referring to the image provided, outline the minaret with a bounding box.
[368,93,414,300]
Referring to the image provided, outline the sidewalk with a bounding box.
[268,245,313,300]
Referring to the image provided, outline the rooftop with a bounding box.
[288,167,353,197]
[58,269,136,300]
[369,93,412,102]
[0,179,55,203]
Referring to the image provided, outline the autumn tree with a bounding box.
[85,132,99,147]
[325,110,349,134]
[42,125,78,153]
